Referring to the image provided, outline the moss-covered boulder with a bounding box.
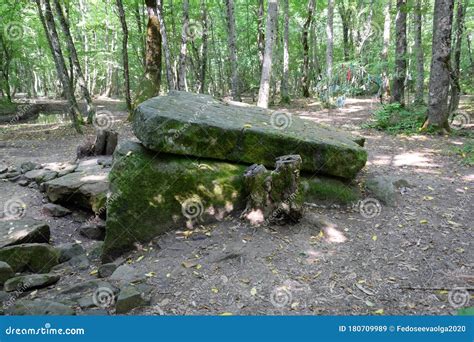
[0,243,59,273]
[133,91,367,179]
[102,141,247,262]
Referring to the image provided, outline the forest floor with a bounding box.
[0,96,472,315]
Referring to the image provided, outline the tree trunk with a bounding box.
[280,0,290,104]
[144,0,162,94]
[257,0,265,67]
[338,1,352,62]
[448,0,466,114]
[301,0,316,98]
[326,0,334,80]
[257,0,278,108]
[177,0,189,91]
[413,0,424,104]
[199,0,208,94]
[35,0,82,133]
[391,0,408,105]
[156,0,175,90]
[225,0,241,101]
[116,0,132,112]
[426,0,455,130]
[52,0,95,123]
[381,0,392,101]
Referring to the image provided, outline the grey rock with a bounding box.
[44,164,108,214]
[392,178,413,189]
[43,203,71,217]
[0,165,7,174]
[98,263,117,278]
[5,299,74,315]
[110,264,145,285]
[115,286,146,314]
[17,179,30,186]
[365,175,398,206]
[20,161,41,173]
[57,243,86,263]
[87,241,104,261]
[80,308,109,315]
[4,273,60,292]
[67,255,90,270]
[24,169,58,184]
[0,261,14,285]
[0,219,50,248]
[0,243,59,273]
[79,221,105,241]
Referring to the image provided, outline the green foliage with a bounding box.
[453,140,474,166]
[365,102,428,134]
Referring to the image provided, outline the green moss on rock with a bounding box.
[301,177,360,204]
[102,141,247,262]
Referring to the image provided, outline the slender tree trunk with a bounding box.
[413,0,424,104]
[257,0,265,67]
[426,0,455,130]
[134,1,146,67]
[466,31,474,75]
[225,0,241,101]
[144,0,162,94]
[116,0,132,112]
[448,0,466,114]
[257,0,278,108]
[36,0,82,133]
[391,0,408,105]
[338,2,351,62]
[381,0,392,101]
[280,0,290,104]
[301,0,316,98]
[199,0,208,94]
[156,0,174,90]
[326,0,334,80]
[177,0,189,91]
[52,0,95,123]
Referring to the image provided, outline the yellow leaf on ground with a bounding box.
[372,235,377,241]
[374,309,384,315]
[220,312,233,316]
[419,219,428,224]
[211,288,219,294]
[250,287,257,296]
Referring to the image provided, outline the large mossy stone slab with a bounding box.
[133,91,367,179]
[102,141,247,262]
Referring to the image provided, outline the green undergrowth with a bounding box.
[364,102,429,134]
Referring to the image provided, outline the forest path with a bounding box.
[0,97,472,315]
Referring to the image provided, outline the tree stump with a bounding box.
[241,154,303,226]
[76,129,118,159]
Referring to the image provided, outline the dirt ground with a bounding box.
[0,97,472,315]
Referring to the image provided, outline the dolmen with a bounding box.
[102,91,367,261]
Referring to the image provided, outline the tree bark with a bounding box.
[156,0,175,90]
[426,0,455,130]
[144,0,162,94]
[338,1,352,61]
[391,0,408,105]
[257,0,278,108]
[36,0,82,133]
[301,0,316,98]
[413,0,424,104]
[326,0,334,80]
[199,0,208,93]
[280,0,290,104]
[225,0,241,101]
[257,0,265,67]
[448,0,466,114]
[52,0,95,123]
[381,0,392,101]
[177,0,189,91]
[116,0,132,112]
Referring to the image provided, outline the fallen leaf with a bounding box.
[145,272,156,277]
[372,235,377,241]
[136,256,144,262]
[211,288,219,294]
[250,287,257,296]
[220,312,233,316]
[374,308,384,315]
[419,219,428,224]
